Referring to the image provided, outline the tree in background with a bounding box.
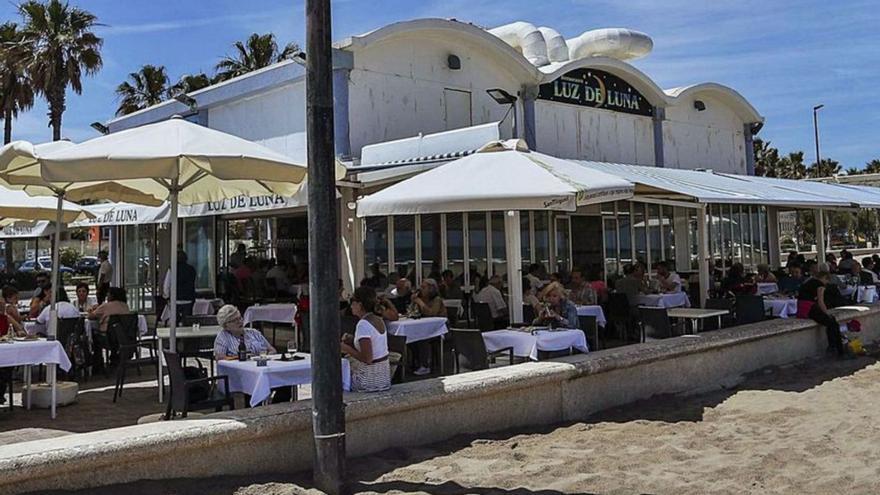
[115,64,169,116]
[169,72,211,97]
[18,0,102,141]
[0,22,34,144]
[806,158,841,179]
[753,138,782,177]
[214,33,299,82]
[864,159,880,174]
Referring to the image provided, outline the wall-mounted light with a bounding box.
[90,121,109,134]
[174,93,198,110]
[447,54,461,70]
[487,88,519,139]
[693,100,706,111]
[291,51,307,65]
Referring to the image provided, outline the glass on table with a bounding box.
[287,339,297,356]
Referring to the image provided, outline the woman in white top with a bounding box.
[341,286,391,392]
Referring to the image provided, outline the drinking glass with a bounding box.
[287,339,297,356]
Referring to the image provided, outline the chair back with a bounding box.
[108,314,140,348]
[386,333,407,382]
[607,293,631,320]
[639,307,674,339]
[522,304,536,324]
[57,317,81,349]
[162,350,188,411]
[734,295,765,326]
[472,302,493,331]
[392,295,410,314]
[703,298,733,331]
[449,328,489,371]
[444,304,459,327]
[577,315,599,351]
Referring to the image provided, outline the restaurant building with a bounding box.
[100,18,779,310]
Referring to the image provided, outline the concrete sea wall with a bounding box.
[1,305,878,494]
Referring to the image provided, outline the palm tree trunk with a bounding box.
[3,109,11,144]
[50,72,65,141]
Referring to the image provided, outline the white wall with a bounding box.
[208,81,308,162]
[348,34,520,156]
[534,102,655,165]
[663,94,747,174]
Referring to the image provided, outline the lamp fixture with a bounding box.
[486,88,517,105]
[90,122,109,134]
[174,93,198,109]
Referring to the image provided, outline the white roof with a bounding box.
[357,140,633,217]
[717,173,880,208]
[574,162,853,208]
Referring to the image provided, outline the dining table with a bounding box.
[575,305,607,327]
[636,292,691,308]
[764,297,797,319]
[756,283,779,296]
[217,354,350,407]
[0,338,71,418]
[387,316,449,373]
[482,328,589,361]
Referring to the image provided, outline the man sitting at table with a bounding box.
[475,275,508,329]
[389,277,413,313]
[213,304,291,404]
[615,263,645,308]
[439,270,463,299]
[534,282,579,329]
[34,291,80,335]
[88,287,131,371]
[755,264,777,284]
[861,258,879,284]
[778,265,805,295]
[654,261,682,293]
[566,269,597,305]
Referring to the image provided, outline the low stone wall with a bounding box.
[2,305,878,495]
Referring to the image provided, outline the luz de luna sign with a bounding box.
[538,68,653,117]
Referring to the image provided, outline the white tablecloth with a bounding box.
[218,356,350,407]
[857,286,878,304]
[0,339,71,371]
[482,329,588,361]
[160,298,222,323]
[243,304,297,325]
[387,317,448,344]
[25,314,148,338]
[756,283,779,295]
[575,305,607,327]
[764,298,797,319]
[637,292,691,308]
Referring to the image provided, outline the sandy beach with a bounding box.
[43,353,880,495]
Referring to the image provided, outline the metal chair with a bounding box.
[522,304,536,324]
[387,334,408,383]
[578,315,599,351]
[703,298,735,331]
[607,292,637,342]
[449,328,513,373]
[735,295,766,326]
[110,313,156,402]
[471,302,494,332]
[162,351,234,419]
[639,307,682,340]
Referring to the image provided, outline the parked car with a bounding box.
[74,256,99,276]
[33,257,74,275]
[17,260,46,273]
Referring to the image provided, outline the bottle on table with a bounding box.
[238,335,247,362]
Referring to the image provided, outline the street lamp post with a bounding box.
[812,104,827,253]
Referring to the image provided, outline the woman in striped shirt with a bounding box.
[213,305,276,360]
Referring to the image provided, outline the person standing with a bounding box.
[163,250,198,322]
[96,251,112,304]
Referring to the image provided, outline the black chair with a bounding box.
[444,304,459,328]
[703,298,735,331]
[578,315,599,351]
[387,334,408,383]
[472,302,493,332]
[449,328,513,373]
[162,351,234,419]
[607,293,636,342]
[735,295,766,326]
[57,317,88,380]
[109,314,156,403]
[0,367,13,412]
[298,310,310,353]
[639,307,680,340]
[522,304,536,324]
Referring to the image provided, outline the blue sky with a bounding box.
[1,0,878,168]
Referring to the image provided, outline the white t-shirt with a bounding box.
[36,302,80,325]
[475,285,507,319]
[354,318,388,361]
[98,260,112,285]
[660,272,682,292]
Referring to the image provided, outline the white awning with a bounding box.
[0,220,52,239]
[717,173,880,208]
[357,140,634,217]
[575,162,853,208]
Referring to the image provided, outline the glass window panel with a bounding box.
[364,217,389,282]
[184,216,214,291]
[468,212,488,288]
[520,211,531,266]
[123,224,156,313]
[760,207,770,265]
[445,214,464,280]
[420,214,442,281]
[604,218,619,278]
[555,216,570,275]
[751,207,762,265]
[633,204,647,265]
[618,203,632,267]
[688,209,699,270]
[533,211,550,272]
[393,216,416,283]
[648,204,662,268]
[490,212,508,283]
[663,206,676,267]
[740,206,752,269]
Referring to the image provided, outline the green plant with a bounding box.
[59,246,80,268]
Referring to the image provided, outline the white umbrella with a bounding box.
[5,117,308,352]
[0,185,91,223]
[356,139,634,216]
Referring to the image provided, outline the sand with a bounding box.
[43,354,880,495]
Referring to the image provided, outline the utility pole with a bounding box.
[813,104,824,170]
[305,0,346,493]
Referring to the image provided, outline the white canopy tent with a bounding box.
[0,117,308,355]
[357,139,635,323]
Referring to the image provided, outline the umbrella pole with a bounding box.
[168,181,179,353]
[49,194,63,340]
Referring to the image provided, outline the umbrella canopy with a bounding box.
[0,185,91,223]
[30,116,307,205]
[356,139,634,217]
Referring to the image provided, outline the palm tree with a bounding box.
[806,158,841,179]
[753,138,781,177]
[168,72,211,97]
[845,167,862,176]
[115,64,170,116]
[0,22,34,144]
[778,151,806,179]
[214,33,299,82]
[864,159,880,174]
[18,0,102,141]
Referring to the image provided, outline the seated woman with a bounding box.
[340,287,391,392]
[212,305,290,404]
[755,264,778,284]
[409,278,447,376]
[797,271,847,358]
[1,286,26,337]
[74,283,92,312]
[534,282,579,329]
[721,263,755,295]
[88,287,132,371]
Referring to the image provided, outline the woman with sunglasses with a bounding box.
[341,286,391,392]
